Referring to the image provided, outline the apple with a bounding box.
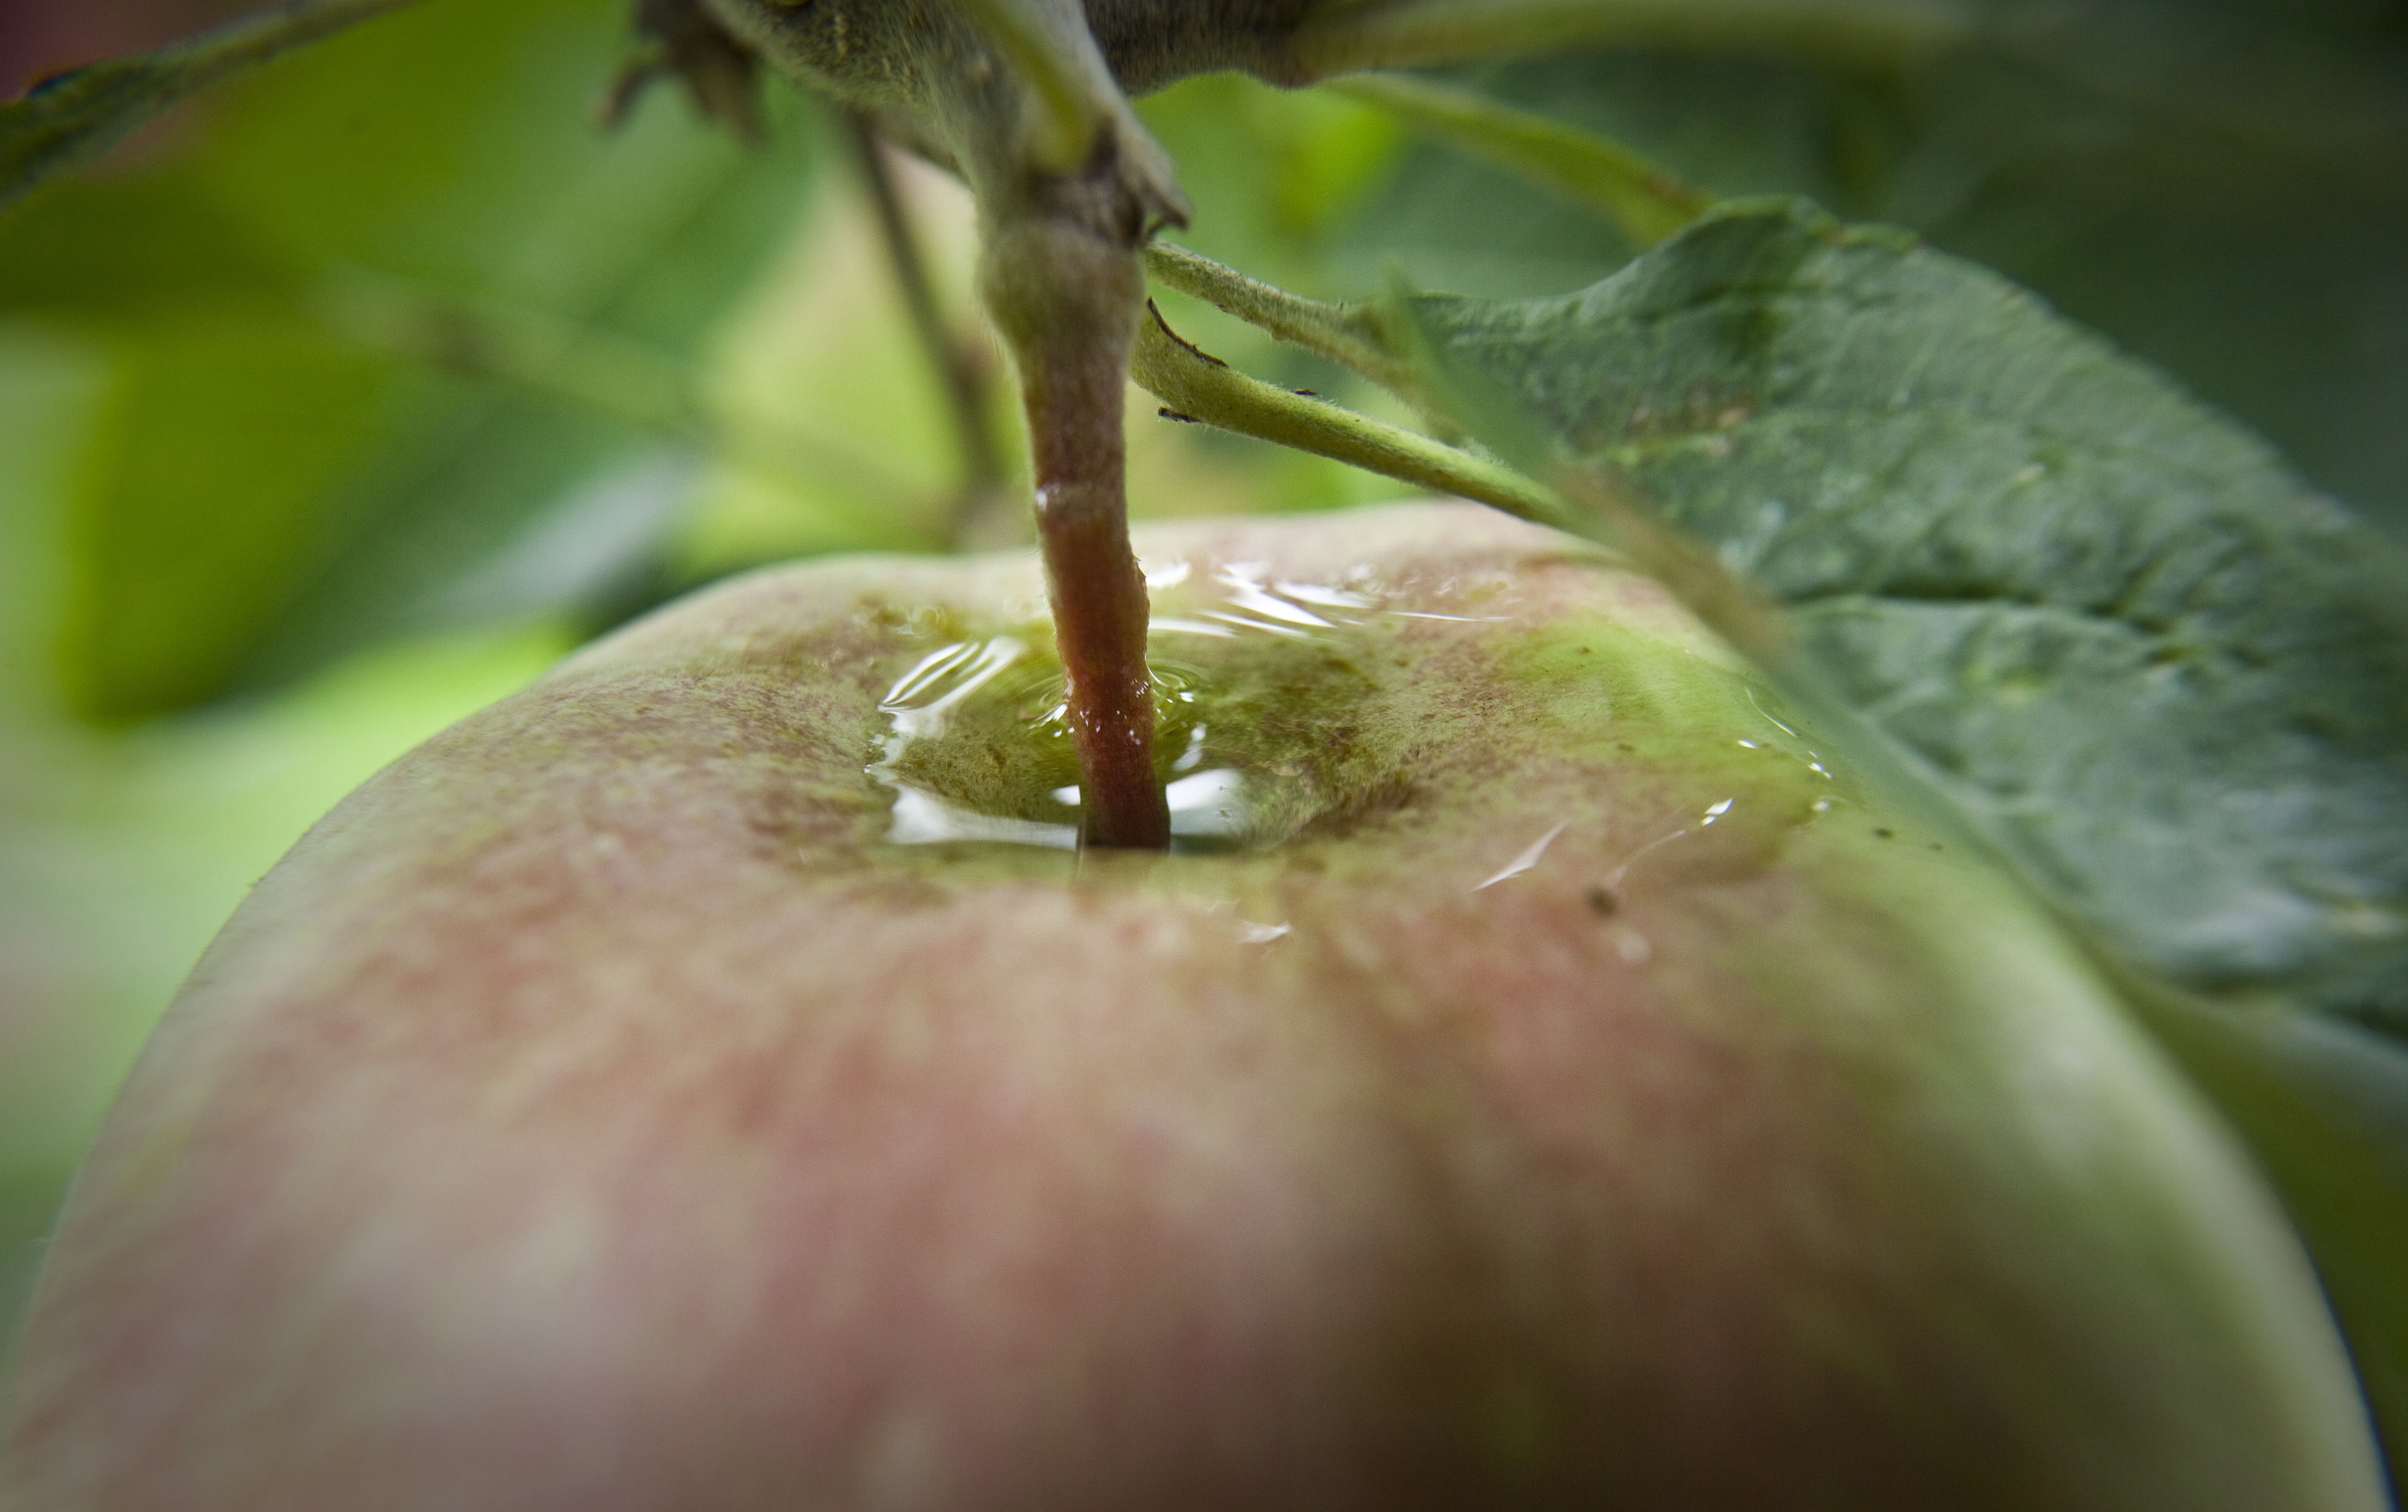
[0,502,2384,1510]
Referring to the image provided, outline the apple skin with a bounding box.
[0,502,2384,1511]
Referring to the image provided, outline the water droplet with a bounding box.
[1746,687,1802,740]
[886,786,1077,850]
[1276,580,1377,610]
[1150,616,1240,639]
[1172,723,1207,773]
[1476,823,1568,891]
[1217,564,1337,628]
[1039,768,1259,847]
[1165,768,1250,839]
[1202,612,1318,640]
[1606,827,1689,888]
[862,560,1421,856]
[879,636,1027,742]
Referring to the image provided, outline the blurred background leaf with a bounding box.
[0,0,424,212]
[1282,0,2408,536]
[2,0,828,721]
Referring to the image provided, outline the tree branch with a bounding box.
[842,114,1014,549]
[1,0,428,213]
[1129,301,1561,526]
[1142,243,1434,419]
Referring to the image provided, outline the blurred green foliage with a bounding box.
[2,0,825,720]
[1320,2,2408,534]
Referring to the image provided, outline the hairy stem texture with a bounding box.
[983,217,1169,850]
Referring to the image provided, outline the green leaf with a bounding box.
[1324,48,1882,299]
[1279,0,1973,78]
[1,0,822,721]
[0,179,299,314]
[55,316,417,718]
[0,0,427,214]
[1401,200,2408,1022]
[1383,197,2408,1472]
[1331,8,2408,528]
[1324,71,1710,247]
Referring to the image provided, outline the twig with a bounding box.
[842,114,1012,549]
[1,0,427,212]
[1129,301,1562,525]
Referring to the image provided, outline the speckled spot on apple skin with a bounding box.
[3,504,2383,1512]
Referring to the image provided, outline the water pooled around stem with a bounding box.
[868,562,1395,855]
[858,544,1848,869]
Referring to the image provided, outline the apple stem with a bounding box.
[980,205,1169,851]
